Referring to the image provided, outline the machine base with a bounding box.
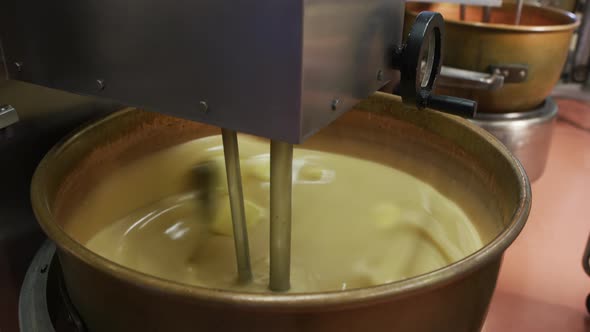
[470,97,558,182]
[19,241,84,332]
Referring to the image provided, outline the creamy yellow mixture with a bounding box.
[69,135,483,293]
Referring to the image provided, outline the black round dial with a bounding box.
[393,12,477,118]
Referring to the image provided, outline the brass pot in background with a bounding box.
[406,3,578,113]
[31,93,530,332]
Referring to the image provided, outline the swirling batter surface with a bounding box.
[68,135,483,293]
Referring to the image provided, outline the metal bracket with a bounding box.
[437,64,528,91]
[488,64,529,83]
[0,104,19,129]
[438,66,505,91]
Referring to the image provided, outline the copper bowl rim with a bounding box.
[406,2,579,32]
[31,93,531,312]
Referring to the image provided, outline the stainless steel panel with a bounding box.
[0,0,402,143]
[300,0,402,139]
[0,105,19,129]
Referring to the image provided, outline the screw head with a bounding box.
[502,70,510,77]
[96,79,105,91]
[14,62,22,72]
[519,70,526,78]
[377,69,384,81]
[198,101,209,113]
[331,98,340,111]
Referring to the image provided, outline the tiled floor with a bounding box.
[484,99,590,331]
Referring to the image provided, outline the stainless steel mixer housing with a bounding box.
[1,0,478,143]
[1,0,407,143]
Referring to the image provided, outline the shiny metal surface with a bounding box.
[269,140,293,292]
[438,64,529,91]
[488,64,529,84]
[19,241,85,332]
[0,0,402,144]
[406,3,579,113]
[438,66,505,91]
[0,104,19,129]
[18,241,56,332]
[221,128,253,284]
[515,0,525,25]
[470,97,558,182]
[30,92,530,332]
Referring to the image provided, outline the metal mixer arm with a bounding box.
[437,66,505,91]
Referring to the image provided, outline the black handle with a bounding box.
[427,95,477,117]
[393,12,477,118]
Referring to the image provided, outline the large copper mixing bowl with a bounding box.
[406,3,578,113]
[31,92,530,332]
